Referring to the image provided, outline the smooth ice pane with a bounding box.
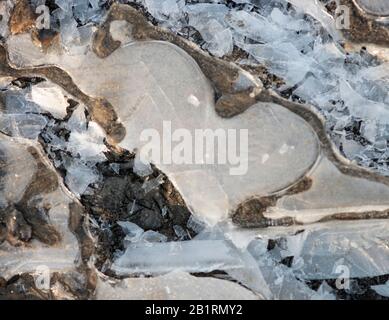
[6,37,319,225]
[112,240,246,275]
[96,271,261,300]
[274,157,389,223]
[355,0,389,16]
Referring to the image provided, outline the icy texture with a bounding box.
[144,0,185,30]
[286,0,340,41]
[65,160,100,197]
[37,0,107,51]
[40,104,106,197]
[371,281,389,297]
[139,230,167,243]
[142,174,165,194]
[4,2,389,299]
[27,82,69,119]
[0,114,47,140]
[191,223,335,299]
[0,135,37,207]
[355,0,389,16]
[112,240,247,275]
[96,271,261,300]
[271,157,389,223]
[118,221,144,244]
[0,134,78,279]
[246,238,336,299]
[221,219,389,281]
[124,0,389,175]
[6,37,319,224]
[0,88,53,140]
[133,153,153,177]
[185,4,233,57]
[7,26,389,226]
[111,228,272,298]
[92,43,317,224]
[67,121,107,162]
[276,220,389,280]
[204,219,389,297]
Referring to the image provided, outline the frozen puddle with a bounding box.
[6,25,389,226]
[0,133,79,279]
[0,1,389,299]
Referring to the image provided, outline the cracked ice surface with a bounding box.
[6,36,320,225]
[130,0,389,175]
[7,17,389,229]
[3,1,389,299]
[235,219,389,280]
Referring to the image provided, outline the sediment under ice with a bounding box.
[2,0,389,299]
[0,133,79,280]
[7,33,389,228]
[131,0,389,175]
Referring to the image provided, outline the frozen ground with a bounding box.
[0,0,389,300]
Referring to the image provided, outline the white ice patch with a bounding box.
[28,82,69,119]
[96,271,261,300]
[68,121,107,162]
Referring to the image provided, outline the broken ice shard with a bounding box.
[0,114,47,140]
[259,219,389,280]
[65,160,100,197]
[186,4,233,57]
[112,240,246,276]
[27,81,69,120]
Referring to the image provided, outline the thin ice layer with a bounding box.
[8,33,389,227]
[112,240,246,275]
[0,134,79,279]
[0,135,37,207]
[354,0,389,16]
[222,219,389,280]
[271,157,389,224]
[96,271,261,300]
[6,36,319,225]
[124,0,389,174]
[281,220,389,280]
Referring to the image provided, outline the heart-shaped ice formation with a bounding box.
[6,26,389,227]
